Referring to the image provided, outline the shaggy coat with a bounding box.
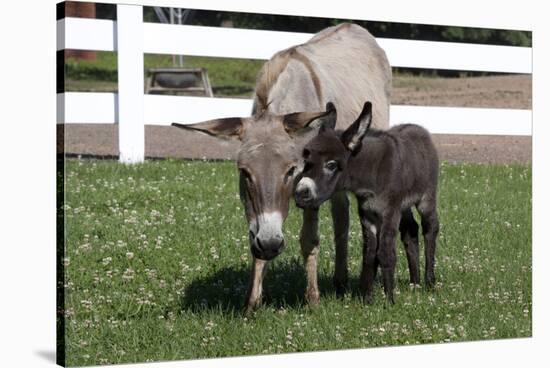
[253,23,392,131]
[295,102,440,304]
[173,24,392,314]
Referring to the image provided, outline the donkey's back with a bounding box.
[254,23,392,131]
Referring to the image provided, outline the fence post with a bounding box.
[117,4,144,164]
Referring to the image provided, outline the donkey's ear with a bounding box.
[282,103,336,135]
[318,102,337,134]
[172,117,245,140]
[341,101,373,153]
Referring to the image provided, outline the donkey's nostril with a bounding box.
[256,237,265,251]
[253,237,284,260]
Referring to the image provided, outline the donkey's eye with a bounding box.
[240,168,253,183]
[285,166,297,181]
[303,149,311,159]
[325,160,338,171]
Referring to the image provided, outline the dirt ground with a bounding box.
[392,74,531,110]
[61,75,532,164]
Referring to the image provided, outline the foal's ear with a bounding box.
[341,101,373,153]
[282,102,336,135]
[172,117,246,140]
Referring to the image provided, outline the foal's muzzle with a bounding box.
[294,177,318,208]
[295,186,313,207]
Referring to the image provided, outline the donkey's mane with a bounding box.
[255,23,355,111]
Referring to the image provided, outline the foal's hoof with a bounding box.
[384,295,395,307]
[363,294,375,305]
[334,282,348,298]
[335,286,346,298]
[425,275,436,290]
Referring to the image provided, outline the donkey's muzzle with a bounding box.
[251,237,285,261]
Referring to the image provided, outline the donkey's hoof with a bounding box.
[243,300,260,317]
[305,291,320,308]
[243,305,256,318]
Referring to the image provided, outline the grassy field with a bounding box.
[65,52,263,97]
[62,159,531,366]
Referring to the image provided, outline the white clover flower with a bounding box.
[122,268,135,281]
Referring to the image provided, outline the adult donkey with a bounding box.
[173,23,391,314]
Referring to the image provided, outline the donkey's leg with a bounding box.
[330,191,350,296]
[300,207,321,306]
[357,204,379,305]
[244,257,268,316]
[378,210,401,304]
[417,195,439,288]
[399,208,420,285]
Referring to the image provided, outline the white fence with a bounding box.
[56,3,533,163]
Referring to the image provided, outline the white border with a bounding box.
[0,1,547,368]
[65,0,533,31]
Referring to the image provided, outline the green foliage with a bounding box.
[65,53,118,82]
[95,5,532,47]
[443,27,531,47]
[185,10,531,47]
[62,159,531,366]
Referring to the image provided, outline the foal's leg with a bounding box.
[378,210,401,304]
[300,207,321,306]
[417,195,439,288]
[399,208,420,285]
[330,191,350,296]
[244,257,268,316]
[358,206,379,304]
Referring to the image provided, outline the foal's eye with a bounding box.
[325,160,338,172]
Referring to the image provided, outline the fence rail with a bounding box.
[58,92,532,137]
[57,17,532,73]
[57,3,533,163]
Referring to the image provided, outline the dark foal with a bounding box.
[295,102,440,304]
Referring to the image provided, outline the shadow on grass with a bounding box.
[180,259,338,314]
[179,259,423,314]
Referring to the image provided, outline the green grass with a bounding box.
[65,52,263,97]
[62,159,531,366]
